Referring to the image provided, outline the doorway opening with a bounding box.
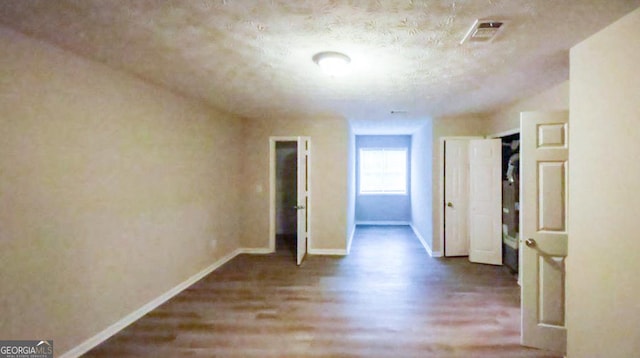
[275,141,297,260]
[500,132,520,277]
[269,136,310,266]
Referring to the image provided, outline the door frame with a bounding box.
[488,128,520,139]
[438,136,482,257]
[268,136,311,254]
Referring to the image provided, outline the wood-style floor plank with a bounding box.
[85,225,560,357]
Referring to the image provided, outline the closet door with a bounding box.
[444,139,470,256]
[468,139,502,265]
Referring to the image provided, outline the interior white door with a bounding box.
[520,111,568,353]
[468,139,502,265]
[296,137,310,266]
[444,139,470,256]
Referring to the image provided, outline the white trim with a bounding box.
[238,248,273,254]
[488,128,520,138]
[59,248,242,358]
[302,137,312,263]
[346,224,356,254]
[355,220,411,226]
[308,248,348,256]
[410,224,433,256]
[438,136,482,258]
[409,224,442,257]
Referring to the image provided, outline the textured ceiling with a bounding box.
[0,0,638,121]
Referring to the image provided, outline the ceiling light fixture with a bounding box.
[312,51,351,76]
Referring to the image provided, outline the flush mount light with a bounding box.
[312,51,351,76]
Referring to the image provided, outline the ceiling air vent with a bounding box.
[460,19,505,44]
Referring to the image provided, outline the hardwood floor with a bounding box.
[276,233,297,261]
[85,225,560,357]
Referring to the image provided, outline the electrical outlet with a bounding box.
[209,239,217,251]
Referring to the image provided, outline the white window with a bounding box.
[359,148,407,195]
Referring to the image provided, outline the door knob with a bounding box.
[293,205,305,210]
[525,238,536,248]
[447,202,453,208]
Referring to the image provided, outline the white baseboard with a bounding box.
[308,248,348,256]
[409,224,432,256]
[355,221,411,226]
[239,245,348,257]
[237,248,273,254]
[59,248,242,358]
[346,225,356,254]
[409,224,443,257]
[59,243,349,358]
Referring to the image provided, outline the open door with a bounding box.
[468,139,502,265]
[444,139,470,256]
[520,111,568,353]
[296,137,310,265]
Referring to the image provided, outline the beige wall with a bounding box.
[0,27,243,353]
[410,121,433,251]
[346,124,356,249]
[241,117,349,251]
[568,7,640,357]
[485,81,570,135]
[431,115,488,253]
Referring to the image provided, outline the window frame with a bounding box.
[358,147,408,196]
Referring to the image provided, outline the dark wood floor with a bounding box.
[276,233,297,260]
[85,225,560,357]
